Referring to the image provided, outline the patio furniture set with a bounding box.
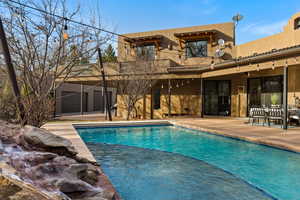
[249,105,300,127]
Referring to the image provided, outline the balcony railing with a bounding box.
[119,59,177,74]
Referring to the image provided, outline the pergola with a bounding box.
[124,35,163,51]
[174,30,217,50]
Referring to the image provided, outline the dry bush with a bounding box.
[21,95,55,127]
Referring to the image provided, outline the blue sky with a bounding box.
[79,0,300,45]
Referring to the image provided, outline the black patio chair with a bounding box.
[267,108,283,128]
[249,107,266,126]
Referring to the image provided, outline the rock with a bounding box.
[0,120,21,143]
[52,155,78,166]
[82,190,116,200]
[0,174,61,200]
[55,179,99,197]
[0,140,3,152]
[0,121,121,200]
[80,168,99,185]
[75,155,100,166]
[64,164,100,185]
[21,126,78,157]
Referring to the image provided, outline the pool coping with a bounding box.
[170,120,300,154]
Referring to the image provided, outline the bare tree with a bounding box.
[114,60,158,120]
[0,0,111,126]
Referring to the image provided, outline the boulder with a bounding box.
[82,190,116,200]
[0,121,120,200]
[64,164,100,185]
[75,155,100,166]
[0,174,65,200]
[55,179,100,198]
[0,140,3,153]
[21,126,77,157]
[0,120,21,143]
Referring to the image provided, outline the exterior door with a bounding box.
[204,80,231,116]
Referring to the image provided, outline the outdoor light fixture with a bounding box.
[247,72,250,77]
[272,60,275,70]
[256,64,260,71]
[161,84,164,89]
[63,32,69,40]
[62,19,69,40]
[232,13,244,45]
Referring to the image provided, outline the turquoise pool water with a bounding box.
[77,125,300,200]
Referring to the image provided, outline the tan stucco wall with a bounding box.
[118,22,234,66]
[116,64,300,119]
[116,79,202,119]
[236,12,300,57]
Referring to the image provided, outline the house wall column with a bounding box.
[80,84,84,115]
[200,78,204,118]
[143,95,146,119]
[150,84,153,119]
[168,79,171,117]
[283,65,288,130]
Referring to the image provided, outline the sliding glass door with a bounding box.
[248,76,283,109]
[204,80,231,116]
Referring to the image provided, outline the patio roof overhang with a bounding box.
[124,35,163,51]
[174,30,217,49]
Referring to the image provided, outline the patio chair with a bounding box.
[267,108,283,128]
[249,107,266,126]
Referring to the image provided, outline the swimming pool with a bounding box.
[77,125,300,200]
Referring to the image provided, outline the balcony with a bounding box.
[119,59,177,74]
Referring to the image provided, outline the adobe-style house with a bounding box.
[64,12,300,123]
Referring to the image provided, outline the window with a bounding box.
[248,76,283,109]
[295,17,300,30]
[153,89,161,110]
[186,40,208,58]
[136,45,155,60]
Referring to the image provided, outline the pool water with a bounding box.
[77,125,300,200]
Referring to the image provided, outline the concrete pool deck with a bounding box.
[43,122,96,161]
[43,117,300,156]
[171,118,300,153]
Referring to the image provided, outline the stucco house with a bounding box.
[63,12,300,122]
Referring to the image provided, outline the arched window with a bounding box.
[295,17,300,30]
